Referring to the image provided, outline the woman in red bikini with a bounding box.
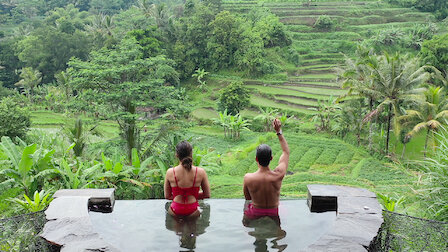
[164,141,210,217]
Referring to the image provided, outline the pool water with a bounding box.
[89,199,336,251]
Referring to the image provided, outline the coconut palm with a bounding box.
[85,13,115,48]
[55,70,72,99]
[136,0,154,18]
[338,46,377,149]
[398,86,448,157]
[365,52,429,154]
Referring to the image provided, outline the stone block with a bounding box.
[53,188,115,213]
[338,196,382,214]
[41,216,99,246]
[45,196,90,220]
[62,239,120,252]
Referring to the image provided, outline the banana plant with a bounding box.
[9,190,53,212]
[0,137,58,196]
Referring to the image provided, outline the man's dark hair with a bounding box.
[256,144,272,167]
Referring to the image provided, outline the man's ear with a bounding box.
[270,156,273,161]
[255,157,258,162]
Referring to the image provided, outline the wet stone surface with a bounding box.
[305,184,383,251]
[41,189,118,252]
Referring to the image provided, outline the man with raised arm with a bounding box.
[243,118,290,219]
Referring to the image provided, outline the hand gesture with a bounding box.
[273,118,282,133]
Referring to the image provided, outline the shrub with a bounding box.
[217,81,250,115]
[417,127,448,221]
[0,97,31,139]
[313,15,335,30]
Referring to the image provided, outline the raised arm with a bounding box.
[198,168,211,199]
[273,119,290,176]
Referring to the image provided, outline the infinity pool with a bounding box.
[89,199,336,251]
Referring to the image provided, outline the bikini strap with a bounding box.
[192,167,198,187]
[173,168,179,187]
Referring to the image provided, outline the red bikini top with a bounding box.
[171,167,200,203]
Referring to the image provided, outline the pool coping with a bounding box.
[303,184,383,251]
[40,185,382,251]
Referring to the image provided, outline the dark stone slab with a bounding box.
[53,188,115,213]
[307,184,338,212]
[308,195,337,213]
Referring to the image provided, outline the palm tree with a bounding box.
[85,13,115,48]
[64,118,101,157]
[398,86,448,157]
[136,0,154,18]
[366,52,429,154]
[55,70,72,99]
[15,67,42,96]
[150,4,172,30]
[338,46,377,149]
[427,67,448,88]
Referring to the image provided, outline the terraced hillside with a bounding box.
[202,132,415,199]
[222,0,433,114]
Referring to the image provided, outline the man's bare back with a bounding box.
[243,119,290,209]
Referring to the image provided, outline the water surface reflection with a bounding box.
[165,202,211,251]
[243,202,287,252]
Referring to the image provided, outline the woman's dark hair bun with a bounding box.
[176,141,193,170]
[181,157,193,171]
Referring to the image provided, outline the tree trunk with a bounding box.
[124,102,137,164]
[401,143,406,159]
[424,128,430,158]
[385,104,392,155]
[356,131,361,146]
[368,98,373,151]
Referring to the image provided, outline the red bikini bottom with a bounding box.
[170,201,199,216]
[244,203,279,219]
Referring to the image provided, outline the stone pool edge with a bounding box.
[40,188,119,252]
[303,184,383,251]
[40,185,383,251]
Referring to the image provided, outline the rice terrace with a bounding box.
[0,0,447,251]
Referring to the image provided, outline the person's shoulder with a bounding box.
[244,172,255,181]
[166,167,174,176]
[195,166,207,175]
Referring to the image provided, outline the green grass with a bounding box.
[284,86,347,96]
[294,73,337,79]
[247,85,329,100]
[191,108,218,120]
[30,110,120,139]
[274,96,319,107]
[250,95,314,114]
